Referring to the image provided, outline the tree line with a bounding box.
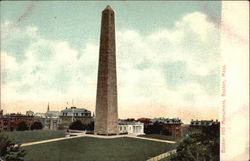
[69,120,94,131]
[16,121,43,131]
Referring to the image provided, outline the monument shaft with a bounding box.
[94,6,118,135]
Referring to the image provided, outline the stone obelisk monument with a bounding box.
[94,5,118,135]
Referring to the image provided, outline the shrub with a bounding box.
[17,121,29,131]
[0,133,26,161]
[86,121,94,131]
[31,121,43,130]
[69,120,84,130]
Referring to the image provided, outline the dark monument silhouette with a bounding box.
[94,5,118,135]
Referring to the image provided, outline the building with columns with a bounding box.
[118,120,144,135]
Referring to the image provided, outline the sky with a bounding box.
[1,1,221,123]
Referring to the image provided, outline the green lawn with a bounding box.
[138,134,182,141]
[4,130,66,144]
[159,156,171,161]
[23,136,176,161]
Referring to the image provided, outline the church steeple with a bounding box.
[47,102,50,112]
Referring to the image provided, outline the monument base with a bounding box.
[94,132,119,136]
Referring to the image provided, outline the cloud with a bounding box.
[1,12,220,121]
[117,12,220,76]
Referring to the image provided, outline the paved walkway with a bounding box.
[21,133,176,147]
[127,136,176,144]
[21,135,82,147]
[146,149,176,161]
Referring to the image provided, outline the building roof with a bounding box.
[34,113,46,118]
[118,120,143,125]
[0,116,9,119]
[46,111,60,118]
[2,113,34,118]
[46,111,60,114]
[61,106,91,113]
[151,117,182,124]
[190,120,219,126]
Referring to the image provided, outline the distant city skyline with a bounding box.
[1,1,221,123]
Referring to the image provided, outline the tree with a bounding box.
[0,133,26,161]
[31,121,43,130]
[170,124,220,161]
[162,128,171,135]
[86,121,94,131]
[69,120,84,130]
[144,122,171,135]
[151,122,163,134]
[17,121,29,131]
[58,124,65,130]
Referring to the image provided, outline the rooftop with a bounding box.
[118,120,143,125]
[190,119,219,126]
[61,106,91,113]
[151,117,182,124]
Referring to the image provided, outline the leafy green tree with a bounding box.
[31,121,43,130]
[17,121,29,131]
[86,121,94,131]
[69,120,85,130]
[144,122,171,135]
[170,124,220,161]
[0,133,25,161]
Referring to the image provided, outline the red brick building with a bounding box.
[190,119,219,131]
[0,116,10,132]
[137,118,152,129]
[151,118,183,137]
[0,113,35,132]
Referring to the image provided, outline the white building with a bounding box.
[34,112,46,118]
[118,120,144,135]
[39,104,61,130]
[26,110,34,116]
[45,110,60,130]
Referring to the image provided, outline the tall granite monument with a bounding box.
[94,5,118,135]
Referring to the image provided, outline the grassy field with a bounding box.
[138,134,182,141]
[4,130,66,144]
[159,156,171,161]
[23,136,176,161]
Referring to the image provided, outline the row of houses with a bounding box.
[131,117,219,137]
[0,106,93,132]
[0,113,35,132]
[116,117,219,137]
[0,108,219,137]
